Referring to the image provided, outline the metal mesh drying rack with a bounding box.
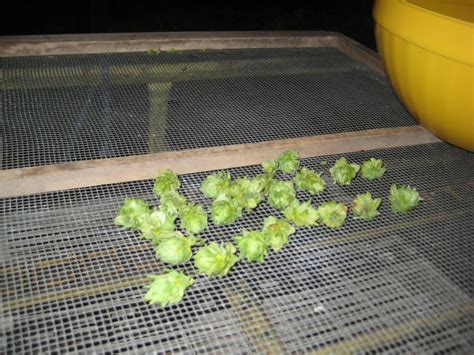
[1,31,473,354]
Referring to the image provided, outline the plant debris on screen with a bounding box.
[114,150,421,307]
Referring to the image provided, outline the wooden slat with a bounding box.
[0,32,381,73]
[0,31,337,57]
[0,126,440,198]
[333,35,385,75]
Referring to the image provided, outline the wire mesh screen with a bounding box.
[1,47,415,169]
[1,142,473,353]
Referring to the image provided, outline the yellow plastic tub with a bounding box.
[373,0,474,151]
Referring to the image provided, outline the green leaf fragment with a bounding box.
[153,169,180,197]
[211,194,242,225]
[201,171,232,199]
[147,48,160,55]
[154,232,197,265]
[262,216,296,251]
[361,158,386,180]
[180,203,208,235]
[389,184,421,213]
[267,180,296,210]
[352,192,382,221]
[229,177,264,211]
[144,270,194,307]
[235,230,268,263]
[317,201,347,228]
[329,157,360,185]
[283,200,319,228]
[114,197,150,230]
[159,191,187,218]
[276,150,300,174]
[139,209,176,242]
[194,242,239,277]
[293,167,326,195]
[262,160,278,175]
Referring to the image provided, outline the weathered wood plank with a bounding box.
[0,32,381,75]
[0,126,440,198]
[333,34,384,74]
[0,31,338,56]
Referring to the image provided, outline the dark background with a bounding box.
[0,1,377,50]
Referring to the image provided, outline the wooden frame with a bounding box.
[0,31,438,198]
[0,31,384,74]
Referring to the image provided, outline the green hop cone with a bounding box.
[211,195,242,225]
[352,192,382,221]
[262,216,296,251]
[329,157,360,185]
[361,158,386,180]
[144,270,194,307]
[114,197,150,230]
[194,242,239,277]
[201,171,232,199]
[180,203,208,235]
[267,180,296,210]
[229,177,264,211]
[150,230,179,246]
[159,191,187,218]
[389,184,422,213]
[262,160,278,175]
[283,200,319,228]
[153,169,180,197]
[293,167,326,195]
[276,150,300,174]
[235,230,268,263]
[253,174,274,195]
[155,232,197,265]
[138,209,176,242]
[317,201,348,228]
